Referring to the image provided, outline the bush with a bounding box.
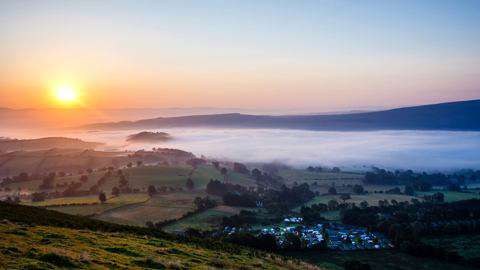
[133,258,166,269]
[104,247,141,257]
[38,252,76,267]
[344,260,371,270]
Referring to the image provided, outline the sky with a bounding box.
[1,0,479,111]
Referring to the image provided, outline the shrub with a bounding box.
[38,252,76,268]
[104,247,141,257]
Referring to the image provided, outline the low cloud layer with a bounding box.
[84,128,480,171]
[2,128,478,171]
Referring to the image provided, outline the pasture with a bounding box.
[302,193,418,207]
[162,205,247,233]
[418,191,480,202]
[278,168,364,186]
[95,191,212,227]
[6,164,255,194]
[25,193,150,216]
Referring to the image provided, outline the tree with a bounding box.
[99,192,107,203]
[147,185,157,197]
[283,233,303,250]
[233,162,249,174]
[193,196,217,211]
[344,260,371,270]
[328,199,339,210]
[185,178,194,190]
[328,187,337,195]
[31,192,47,202]
[111,187,120,197]
[404,185,415,196]
[353,185,364,194]
[220,167,228,183]
[136,160,143,167]
[433,192,444,203]
[360,201,369,209]
[39,172,56,190]
[79,175,89,183]
[186,158,206,169]
[251,168,262,180]
[118,175,130,193]
[340,193,351,202]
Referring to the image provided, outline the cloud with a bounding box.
[86,128,480,171]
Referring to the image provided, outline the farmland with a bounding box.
[95,191,213,226]
[6,164,255,193]
[278,168,364,187]
[417,191,480,202]
[301,193,417,207]
[163,205,250,233]
[44,194,150,216]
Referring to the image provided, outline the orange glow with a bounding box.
[49,83,83,107]
[55,85,77,102]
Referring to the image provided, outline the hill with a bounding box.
[0,202,321,269]
[126,131,172,143]
[83,99,480,131]
[0,137,102,152]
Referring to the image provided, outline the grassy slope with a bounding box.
[0,202,323,270]
[0,223,321,270]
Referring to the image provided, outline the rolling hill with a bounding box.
[0,202,321,269]
[83,99,480,131]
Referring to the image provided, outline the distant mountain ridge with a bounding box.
[83,99,480,131]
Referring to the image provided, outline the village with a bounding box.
[224,217,392,251]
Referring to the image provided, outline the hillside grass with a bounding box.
[0,222,322,270]
[0,202,323,269]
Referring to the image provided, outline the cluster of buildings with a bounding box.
[225,217,392,250]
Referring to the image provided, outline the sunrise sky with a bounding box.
[1,0,479,111]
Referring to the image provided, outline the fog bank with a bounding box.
[2,128,479,171]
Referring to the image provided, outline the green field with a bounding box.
[163,205,251,233]
[95,191,213,227]
[43,194,150,216]
[278,169,364,186]
[0,222,319,270]
[417,191,480,202]
[422,234,480,260]
[8,164,255,193]
[301,193,417,208]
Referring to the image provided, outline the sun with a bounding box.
[55,85,78,103]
